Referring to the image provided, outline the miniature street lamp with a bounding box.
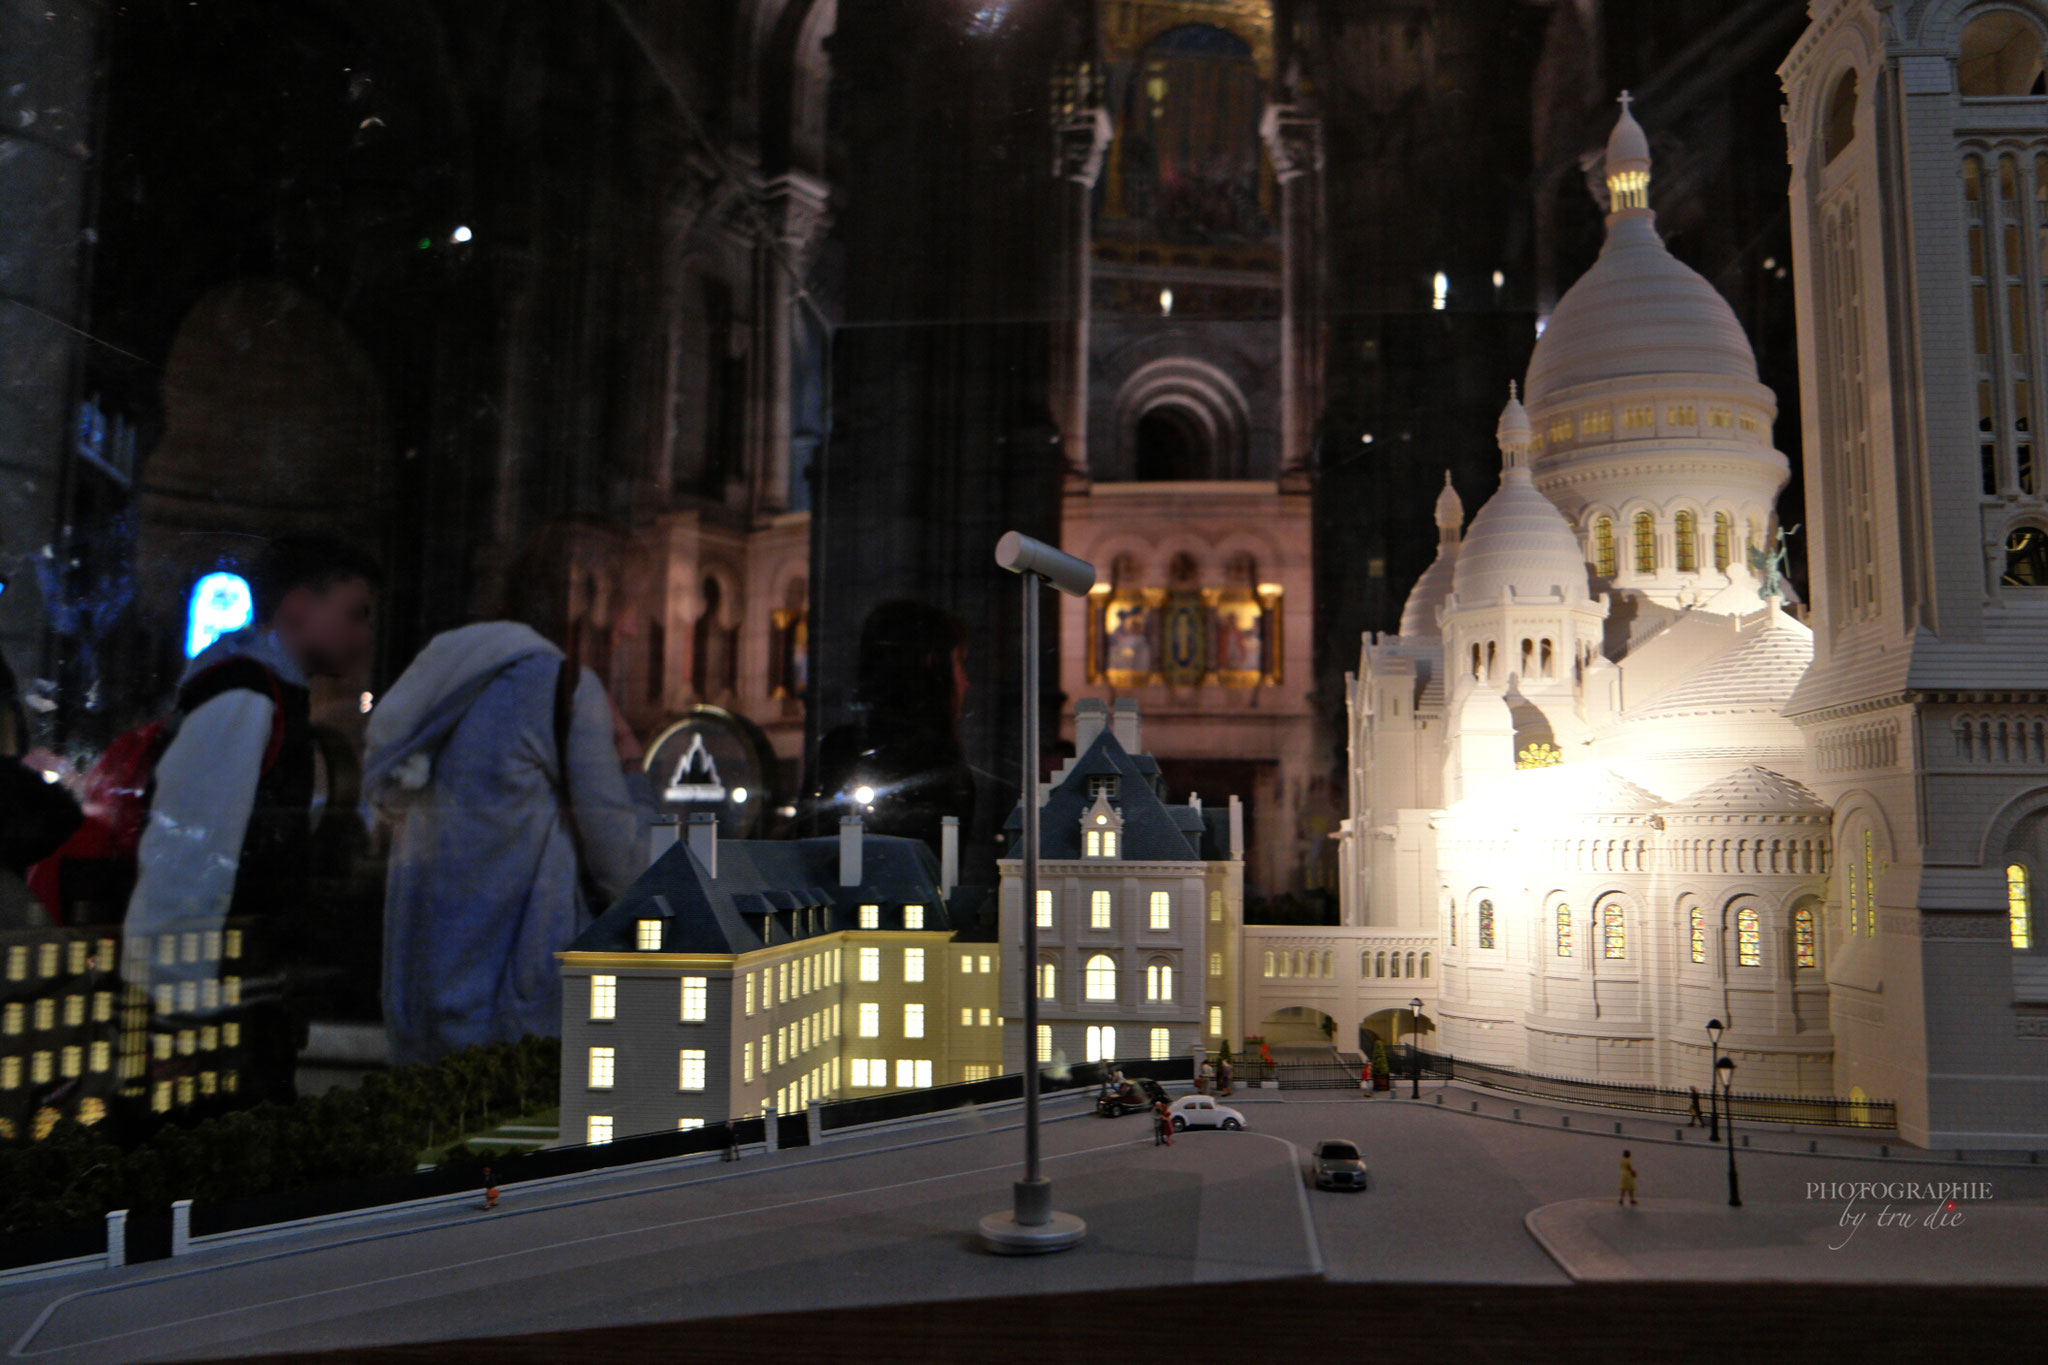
[1705,1018,1724,1142]
[1718,1054,1741,1207]
[1409,997,1424,1098]
[981,531,1095,1255]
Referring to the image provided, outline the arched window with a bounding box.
[1602,903,1627,959]
[1824,69,1858,164]
[1478,899,1496,950]
[1521,638,1535,677]
[2004,525,2048,585]
[1794,905,1819,968]
[2010,863,2033,949]
[1392,952,1404,979]
[1146,960,1174,1001]
[1675,511,1698,572]
[1375,951,1386,977]
[1262,949,1275,978]
[1321,950,1334,978]
[1470,642,1482,679]
[1633,512,1657,574]
[1689,904,1706,964]
[1713,511,1733,571]
[1295,950,1309,977]
[1276,950,1291,978]
[1405,951,1417,977]
[1540,638,1555,678]
[1555,904,1573,957]
[1737,906,1761,966]
[1447,900,1458,947]
[1084,954,1117,1001]
[1421,952,1431,978]
[1360,949,1372,977]
[1593,517,1617,578]
[1961,13,2047,98]
[1037,959,1057,999]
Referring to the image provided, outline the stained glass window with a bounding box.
[1675,511,1698,572]
[2010,863,2033,949]
[1795,906,1818,968]
[1633,512,1656,574]
[1594,518,1616,578]
[1602,903,1626,959]
[1714,511,1733,570]
[1863,829,1876,935]
[1690,904,1706,964]
[1478,899,1495,950]
[1555,903,1572,957]
[1737,906,1761,966]
[1448,900,1458,947]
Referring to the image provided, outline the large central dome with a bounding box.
[1523,102,1759,406]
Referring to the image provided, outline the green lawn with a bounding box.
[415,1106,560,1168]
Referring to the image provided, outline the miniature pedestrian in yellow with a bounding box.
[1617,1150,1639,1206]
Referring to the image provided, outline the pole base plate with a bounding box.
[978,1209,1087,1255]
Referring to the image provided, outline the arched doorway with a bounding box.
[1134,404,1213,480]
[1260,1005,1337,1050]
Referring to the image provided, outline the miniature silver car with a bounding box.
[1311,1138,1369,1190]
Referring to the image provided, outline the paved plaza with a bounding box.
[4,1082,2046,1361]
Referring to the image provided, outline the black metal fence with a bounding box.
[1403,1047,1898,1130]
[817,1055,1192,1131]
[0,1216,103,1272]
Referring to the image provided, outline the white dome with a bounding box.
[1525,216,1758,405]
[1450,466,1589,605]
[1400,549,1457,637]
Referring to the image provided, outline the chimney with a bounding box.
[839,815,863,887]
[1228,794,1244,861]
[1074,697,1108,751]
[687,812,718,879]
[941,815,959,895]
[1111,697,1141,753]
[649,815,681,869]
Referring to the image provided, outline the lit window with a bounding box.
[1555,904,1573,957]
[1448,900,1458,947]
[743,1041,754,1083]
[636,919,662,951]
[858,1002,880,1038]
[2011,864,2033,949]
[903,904,925,930]
[1602,903,1626,959]
[89,1040,110,1072]
[1104,831,1119,858]
[979,954,992,973]
[1149,891,1171,931]
[903,948,926,983]
[1084,954,1116,1001]
[1038,960,1057,998]
[1373,952,1384,978]
[152,1080,171,1113]
[1593,518,1617,579]
[904,1003,925,1039]
[1085,1025,1117,1063]
[1690,904,1706,964]
[858,947,880,982]
[1633,513,1656,574]
[680,977,707,1022]
[859,904,879,930]
[590,975,617,1021]
[679,1049,706,1091]
[776,1027,787,1063]
[178,981,196,1012]
[1085,830,1101,857]
[1208,1005,1223,1036]
[1146,961,1174,1001]
[1209,952,1223,977]
[962,1007,975,1027]
[92,991,111,1023]
[850,1058,872,1087]
[1675,511,1698,572]
[1863,830,1876,936]
[679,1118,705,1131]
[1262,949,1274,978]
[224,928,241,959]
[1795,906,1819,968]
[4,946,23,980]
[1,1003,18,1035]
[588,1046,615,1090]
[744,973,756,1016]
[1091,890,1113,930]
[1478,899,1496,949]
[587,1115,614,1145]
[778,962,789,1002]
[1209,890,1223,922]
[1150,1027,1170,1061]
[965,1064,992,1082]
[1036,888,1053,928]
[1714,512,1733,571]
[960,956,973,975]
[1737,906,1762,966]
[1421,952,1432,977]
[34,1000,53,1031]
[1037,1024,1052,1062]
[979,1008,992,1026]
[59,1046,80,1078]
[69,940,89,973]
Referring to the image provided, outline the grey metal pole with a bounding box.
[1020,568,1042,1190]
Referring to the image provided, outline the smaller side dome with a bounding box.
[1400,471,1465,637]
[1495,381,1532,454]
[1450,387,1590,605]
[1434,469,1464,533]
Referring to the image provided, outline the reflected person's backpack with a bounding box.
[25,661,284,923]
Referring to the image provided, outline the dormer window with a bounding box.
[635,919,662,951]
[1088,774,1119,802]
[858,904,879,930]
[903,904,925,930]
[1082,790,1123,859]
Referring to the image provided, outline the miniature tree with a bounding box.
[1371,1039,1390,1086]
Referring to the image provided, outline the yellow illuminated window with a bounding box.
[858,946,880,982]
[587,1115,613,1145]
[2010,863,2033,949]
[1602,903,1626,959]
[1038,960,1057,998]
[1795,906,1819,968]
[1738,907,1761,966]
[903,1003,925,1038]
[1148,891,1171,931]
[588,1046,615,1090]
[858,904,879,929]
[678,1048,706,1091]
[1555,904,1572,957]
[590,975,617,1021]
[903,948,925,983]
[1594,518,1617,578]
[1633,512,1656,574]
[1675,510,1698,572]
[1690,904,1706,964]
[1090,889,1113,930]
[1084,954,1116,1001]
[903,904,925,930]
[636,919,662,951]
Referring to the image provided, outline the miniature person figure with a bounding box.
[1618,1150,1639,1207]
[722,1118,740,1163]
[1197,1059,1214,1094]
[1687,1087,1705,1128]
[1360,1061,1374,1098]
[1153,1097,1174,1146]
[1218,1058,1233,1096]
[482,1167,499,1211]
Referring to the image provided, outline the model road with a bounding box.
[5,1089,2047,1361]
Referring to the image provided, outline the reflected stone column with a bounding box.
[1262,103,1325,488]
[1050,93,1110,488]
[752,171,831,519]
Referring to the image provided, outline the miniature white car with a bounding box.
[1168,1094,1247,1131]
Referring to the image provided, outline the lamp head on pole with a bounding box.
[1706,1018,1724,1044]
[1716,1055,1735,1085]
[1410,997,1423,1015]
[996,531,1096,597]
